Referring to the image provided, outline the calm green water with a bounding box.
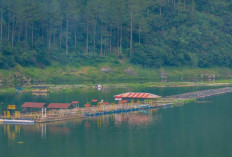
[1,86,232,157]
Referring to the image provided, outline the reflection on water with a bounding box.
[3,125,21,142]
[32,93,49,97]
[1,89,232,157]
[1,109,161,142]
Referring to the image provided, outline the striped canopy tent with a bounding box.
[114,92,161,100]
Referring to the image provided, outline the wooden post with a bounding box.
[7,111,10,118]
[15,111,21,119]
[131,99,134,104]
[137,100,140,104]
[4,111,6,118]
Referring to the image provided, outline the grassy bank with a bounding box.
[0,62,232,84]
[0,81,232,94]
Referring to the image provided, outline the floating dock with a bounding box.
[1,87,232,124]
[167,87,232,99]
[84,104,171,117]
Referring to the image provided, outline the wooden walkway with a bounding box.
[167,87,232,99]
[2,87,232,124]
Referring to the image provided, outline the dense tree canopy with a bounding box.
[0,0,232,68]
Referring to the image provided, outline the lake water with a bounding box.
[0,86,232,157]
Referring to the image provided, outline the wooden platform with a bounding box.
[1,87,232,124]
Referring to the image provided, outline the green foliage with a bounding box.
[173,98,196,106]
[0,0,232,68]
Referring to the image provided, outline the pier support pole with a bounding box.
[41,108,44,118]
[44,108,47,118]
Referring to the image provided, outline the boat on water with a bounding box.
[96,84,102,90]
[0,119,35,125]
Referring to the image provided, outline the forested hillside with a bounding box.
[0,0,232,68]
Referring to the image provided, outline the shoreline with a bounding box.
[0,81,232,93]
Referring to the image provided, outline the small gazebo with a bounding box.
[22,102,46,113]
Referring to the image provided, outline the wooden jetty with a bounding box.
[167,87,232,99]
[1,87,232,124]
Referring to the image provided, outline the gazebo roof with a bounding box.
[47,103,72,109]
[22,102,46,108]
[114,92,161,99]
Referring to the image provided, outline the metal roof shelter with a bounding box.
[91,99,98,102]
[22,102,46,108]
[114,92,161,99]
[47,103,72,109]
[72,101,79,104]
[121,100,128,103]
[84,104,91,107]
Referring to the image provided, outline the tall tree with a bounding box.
[0,0,3,41]
[63,0,79,55]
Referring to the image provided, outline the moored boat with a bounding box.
[0,119,35,125]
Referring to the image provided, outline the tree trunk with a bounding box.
[25,25,28,41]
[48,32,51,54]
[17,30,20,42]
[93,33,95,54]
[86,22,88,55]
[147,9,149,19]
[7,14,10,41]
[130,10,133,58]
[53,32,55,44]
[139,24,141,45]
[93,19,96,53]
[31,24,34,46]
[74,31,77,49]
[120,23,122,53]
[192,0,195,12]
[117,25,119,48]
[41,30,44,43]
[37,31,40,42]
[11,18,14,47]
[109,26,112,53]
[0,0,3,41]
[66,18,68,55]
[184,0,186,10]
[59,24,62,48]
[100,34,103,55]
[17,24,21,42]
[14,20,16,41]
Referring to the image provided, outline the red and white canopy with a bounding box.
[114,92,161,99]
